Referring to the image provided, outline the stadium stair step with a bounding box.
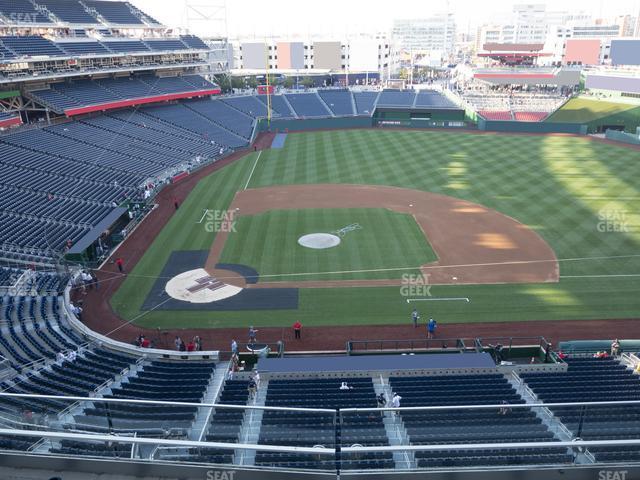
[315,92,336,117]
[182,104,251,144]
[509,371,583,462]
[280,94,298,119]
[191,360,229,441]
[350,91,357,115]
[374,375,414,469]
[234,378,268,466]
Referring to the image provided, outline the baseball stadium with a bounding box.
[0,2,640,479]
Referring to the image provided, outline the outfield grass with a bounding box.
[112,129,640,329]
[219,208,436,281]
[546,97,639,123]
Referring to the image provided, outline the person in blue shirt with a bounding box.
[427,318,437,339]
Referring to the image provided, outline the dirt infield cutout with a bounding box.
[205,184,559,288]
[165,268,243,303]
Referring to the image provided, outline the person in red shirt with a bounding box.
[186,341,195,352]
[141,337,150,348]
[115,257,124,273]
[293,321,302,340]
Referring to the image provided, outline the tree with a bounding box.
[282,76,296,89]
[245,76,259,89]
[300,76,314,88]
[398,68,409,80]
[214,74,231,93]
[230,76,245,90]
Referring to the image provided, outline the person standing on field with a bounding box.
[427,318,437,339]
[293,321,302,339]
[411,308,420,328]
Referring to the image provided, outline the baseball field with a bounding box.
[109,129,640,331]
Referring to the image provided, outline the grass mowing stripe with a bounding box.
[113,129,640,328]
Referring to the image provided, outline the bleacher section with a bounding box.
[284,93,331,118]
[514,111,548,122]
[73,360,215,435]
[83,0,143,25]
[0,36,65,57]
[415,90,457,108]
[390,374,573,468]
[142,102,248,149]
[53,40,111,56]
[0,91,250,259]
[480,110,512,121]
[0,295,79,370]
[185,99,254,139]
[144,39,188,51]
[181,35,208,50]
[257,378,393,470]
[256,95,294,118]
[221,96,268,119]
[464,91,566,122]
[0,0,52,24]
[3,348,135,416]
[376,89,415,108]
[522,356,640,464]
[317,89,354,116]
[100,40,149,53]
[353,91,379,115]
[27,75,219,115]
[37,0,101,24]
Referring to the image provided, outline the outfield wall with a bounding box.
[257,111,588,134]
[605,128,640,146]
[257,116,373,132]
[478,118,587,134]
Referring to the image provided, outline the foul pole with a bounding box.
[265,40,272,130]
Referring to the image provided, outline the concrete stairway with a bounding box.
[234,379,268,466]
[374,375,414,469]
[192,361,229,441]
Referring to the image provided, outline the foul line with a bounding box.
[243,150,262,190]
[406,297,470,303]
[560,273,640,279]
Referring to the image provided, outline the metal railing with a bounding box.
[1,391,640,472]
[347,338,469,354]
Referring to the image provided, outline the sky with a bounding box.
[130,0,640,38]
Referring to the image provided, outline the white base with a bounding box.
[298,233,341,250]
[165,268,242,303]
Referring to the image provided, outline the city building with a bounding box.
[392,13,456,55]
[229,36,390,78]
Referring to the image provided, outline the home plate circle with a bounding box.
[298,233,341,250]
[165,268,242,303]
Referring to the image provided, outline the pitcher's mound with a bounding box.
[298,233,341,250]
[166,268,242,303]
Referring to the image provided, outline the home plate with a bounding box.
[165,268,242,303]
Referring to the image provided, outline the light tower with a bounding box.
[183,0,228,38]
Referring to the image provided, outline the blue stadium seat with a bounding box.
[317,89,355,116]
[83,0,143,25]
[38,0,100,24]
